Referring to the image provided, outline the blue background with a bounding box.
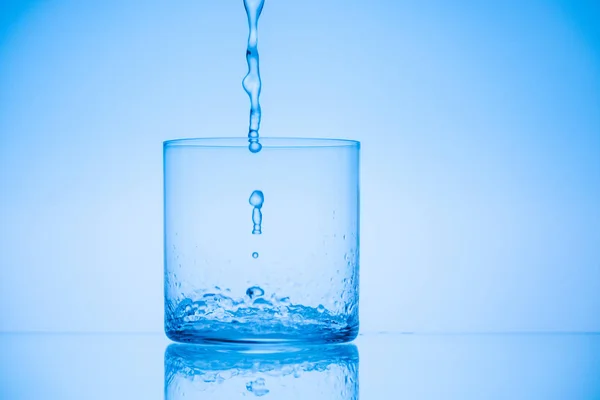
[0,0,598,333]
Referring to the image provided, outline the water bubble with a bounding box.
[246,286,265,299]
[246,377,269,396]
[252,252,259,258]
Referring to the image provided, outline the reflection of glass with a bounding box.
[164,343,359,399]
[163,138,360,344]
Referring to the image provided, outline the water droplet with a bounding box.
[249,141,262,153]
[246,286,265,299]
[317,304,325,313]
[252,252,259,258]
[249,190,264,208]
[249,190,264,234]
[246,377,269,396]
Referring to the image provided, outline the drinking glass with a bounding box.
[164,137,360,343]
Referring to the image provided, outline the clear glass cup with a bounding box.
[165,343,359,399]
[163,137,360,343]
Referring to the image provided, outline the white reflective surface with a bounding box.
[1,333,599,399]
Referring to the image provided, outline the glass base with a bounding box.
[165,323,358,345]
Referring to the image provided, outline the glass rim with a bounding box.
[163,137,360,149]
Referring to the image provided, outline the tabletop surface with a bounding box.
[1,332,599,399]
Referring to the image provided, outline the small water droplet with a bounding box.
[252,252,259,258]
[249,141,262,153]
[317,304,325,313]
[246,286,265,299]
[249,190,264,207]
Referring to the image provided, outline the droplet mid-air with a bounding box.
[249,190,264,234]
[249,190,264,208]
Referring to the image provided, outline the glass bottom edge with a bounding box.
[165,325,359,345]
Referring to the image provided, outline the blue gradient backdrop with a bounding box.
[0,0,598,333]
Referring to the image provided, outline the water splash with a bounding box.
[246,377,270,396]
[165,286,358,341]
[243,0,265,153]
[246,285,265,299]
[249,190,264,234]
